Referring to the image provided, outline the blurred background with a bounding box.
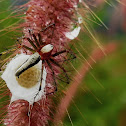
[0,0,126,126]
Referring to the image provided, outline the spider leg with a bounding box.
[14,38,35,54]
[32,34,40,47]
[27,38,38,50]
[52,49,76,60]
[59,49,76,64]
[38,33,44,45]
[62,52,76,63]
[50,24,55,44]
[42,23,55,44]
[41,23,55,32]
[56,75,72,84]
[68,50,76,60]
[46,60,57,93]
[52,50,67,57]
[22,45,35,53]
[27,62,44,122]
[49,58,70,84]
[33,60,44,101]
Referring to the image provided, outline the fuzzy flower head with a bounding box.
[0,0,82,125]
[21,0,81,49]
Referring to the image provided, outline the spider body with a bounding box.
[14,24,75,97]
[15,29,71,92]
[0,24,76,96]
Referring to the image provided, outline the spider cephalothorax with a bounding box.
[39,44,54,60]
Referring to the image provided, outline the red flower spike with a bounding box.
[2,0,81,125]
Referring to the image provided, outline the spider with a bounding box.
[14,24,76,96]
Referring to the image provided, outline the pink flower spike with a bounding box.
[4,98,52,126]
[1,0,82,125]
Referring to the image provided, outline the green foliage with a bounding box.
[0,0,21,51]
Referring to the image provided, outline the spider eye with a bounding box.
[41,44,53,53]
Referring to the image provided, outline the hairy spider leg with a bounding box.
[27,62,44,120]
[55,49,76,63]
[41,23,55,32]
[17,38,36,54]
[52,50,67,57]
[26,32,43,50]
[41,23,55,44]
[46,60,57,94]
[26,23,55,51]
[32,33,40,48]
[49,58,70,84]
[38,33,43,45]
[52,49,76,64]
[27,38,38,50]
[66,44,77,61]
[56,74,72,84]
[63,51,76,63]
[51,49,75,85]
[33,60,45,101]
[50,24,55,44]
[22,45,35,53]
[55,50,76,83]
